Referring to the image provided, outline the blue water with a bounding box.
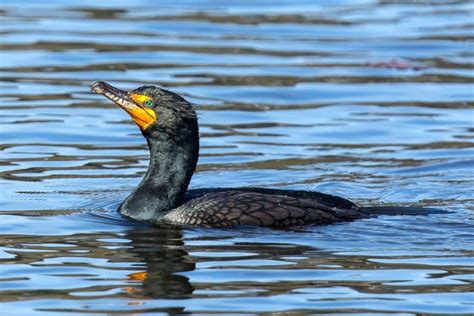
[1,0,473,314]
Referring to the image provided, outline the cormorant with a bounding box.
[92,81,441,228]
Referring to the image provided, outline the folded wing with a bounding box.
[161,190,366,227]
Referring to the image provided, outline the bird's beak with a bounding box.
[91,81,157,131]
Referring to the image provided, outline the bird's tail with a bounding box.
[360,206,449,216]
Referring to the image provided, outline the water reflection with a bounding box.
[123,227,194,299]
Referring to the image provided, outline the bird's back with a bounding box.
[157,188,366,227]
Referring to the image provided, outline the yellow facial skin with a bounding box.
[91,82,157,131]
[130,93,151,105]
[127,93,157,130]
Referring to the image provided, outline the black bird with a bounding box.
[92,81,441,228]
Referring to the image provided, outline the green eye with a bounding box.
[144,99,154,108]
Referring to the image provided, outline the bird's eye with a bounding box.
[144,99,154,108]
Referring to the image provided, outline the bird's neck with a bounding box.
[119,128,199,221]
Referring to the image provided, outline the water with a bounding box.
[1,0,473,314]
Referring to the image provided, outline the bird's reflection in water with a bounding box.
[122,226,195,300]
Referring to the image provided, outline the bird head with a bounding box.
[91,81,197,138]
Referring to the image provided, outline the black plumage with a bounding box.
[92,82,443,228]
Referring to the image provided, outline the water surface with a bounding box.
[1,0,473,314]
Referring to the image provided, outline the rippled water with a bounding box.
[1,0,474,314]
